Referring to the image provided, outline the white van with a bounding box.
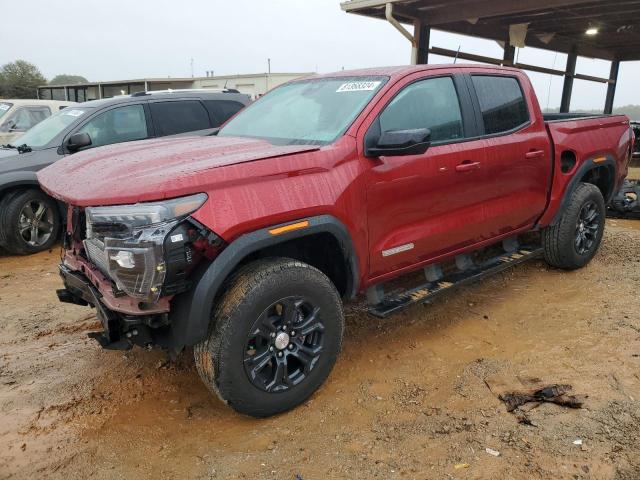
[0,99,76,145]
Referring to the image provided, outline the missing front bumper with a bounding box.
[57,264,171,351]
[58,264,130,350]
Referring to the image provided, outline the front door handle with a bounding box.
[525,149,545,159]
[455,161,481,172]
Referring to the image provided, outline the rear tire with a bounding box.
[0,189,61,255]
[542,182,605,270]
[194,258,344,417]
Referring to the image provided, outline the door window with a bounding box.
[203,100,246,127]
[0,106,50,132]
[379,76,464,143]
[26,107,51,126]
[76,104,148,148]
[471,76,529,135]
[149,100,211,136]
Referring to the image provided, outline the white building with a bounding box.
[38,72,314,102]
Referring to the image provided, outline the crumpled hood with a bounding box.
[38,135,319,206]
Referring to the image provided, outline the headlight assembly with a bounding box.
[83,193,207,303]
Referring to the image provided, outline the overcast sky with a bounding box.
[3,0,639,110]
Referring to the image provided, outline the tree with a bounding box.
[0,60,47,99]
[49,74,89,86]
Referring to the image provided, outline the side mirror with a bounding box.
[67,132,92,152]
[367,128,432,157]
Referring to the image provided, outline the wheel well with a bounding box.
[238,232,351,297]
[0,184,37,198]
[580,165,614,201]
[0,185,65,219]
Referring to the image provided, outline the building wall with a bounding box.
[147,81,197,91]
[193,73,313,99]
[38,73,314,102]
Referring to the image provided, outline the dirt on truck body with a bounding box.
[36,64,632,418]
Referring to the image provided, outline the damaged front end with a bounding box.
[57,193,224,351]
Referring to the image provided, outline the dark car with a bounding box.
[0,89,250,254]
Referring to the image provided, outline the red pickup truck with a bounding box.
[38,65,632,417]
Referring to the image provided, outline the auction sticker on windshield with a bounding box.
[62,109,85,117]
[336,81,381,93]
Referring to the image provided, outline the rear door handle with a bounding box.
[525,149,545,159]
[455,161,481,172]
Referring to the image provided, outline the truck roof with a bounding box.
[303,64,522,81]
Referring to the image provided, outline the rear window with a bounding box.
[149,100,211,136]
[472,76,529,135]
[204,100,246,127]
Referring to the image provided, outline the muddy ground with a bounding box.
[1,209,640,478]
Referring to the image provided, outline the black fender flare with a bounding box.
[166,214,360,350]
[0,172,40,197]
[550,156,616,225]
[0,175,66,222]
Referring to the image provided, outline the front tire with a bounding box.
[194,258,344,417]
[0,189,61,255]
[542,182,605,270]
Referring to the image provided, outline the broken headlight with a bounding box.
[83,193,207,303]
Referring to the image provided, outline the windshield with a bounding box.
[219,76,387,145]
[14,107,91,148]
[0,102,12,120]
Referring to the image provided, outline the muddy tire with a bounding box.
[194,258,344,417]
[0,189,61,255]
[542,182,605,270]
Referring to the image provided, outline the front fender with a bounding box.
[166,214,359,351]
[0,171,39,196]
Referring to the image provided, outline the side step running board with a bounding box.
[368,246,543,318]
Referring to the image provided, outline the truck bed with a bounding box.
[543,112,611,122]
[537,114,631,226]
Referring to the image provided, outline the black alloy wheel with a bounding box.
[542,182,605,270]
[244,297,325,393]
[574,200,600,255]
[194,258,344,417]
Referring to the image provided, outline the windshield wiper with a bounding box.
[1,143,16,149]
[16,144,32,153]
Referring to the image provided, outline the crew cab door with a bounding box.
[364,73,490,279]
[466,73,552,236]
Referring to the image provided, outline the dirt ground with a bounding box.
[1,204,640,478]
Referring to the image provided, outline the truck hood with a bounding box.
[38,135,320,206]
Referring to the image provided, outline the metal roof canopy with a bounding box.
[341,0,640,113]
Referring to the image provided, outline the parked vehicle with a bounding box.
[0,99,76,145]
[39,65,633,417]
[0,90,250,254]
[608,179,640,217]
[631,121,640,158]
